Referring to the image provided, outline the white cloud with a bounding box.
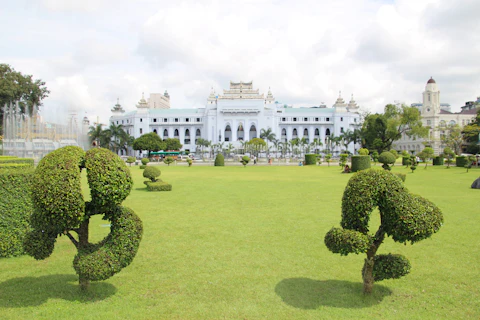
[1,0,479,125]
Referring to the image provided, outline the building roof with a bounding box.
[283,107,335,113]
[427,77,436,84]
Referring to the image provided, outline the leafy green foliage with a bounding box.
[145,181,172,191]
[351,155,371,172]
[143,166,161,182]
[240,156,250,167]
[339,154,348,168]
[0,157,34,169]
[325,154,332,166]
[361,104,428,153]
[326,169,443,293]
[358,148,369,156]
[432,156,444,166]
[0,168,34,257]
[141,158,150,165]
[395,173,406,182]
[365,254,411,281]
[164,156,174,166]
[164,138,182,151]
[456,156,467,168]
[133,132,165,155]
[324,228,372,255]
[24,147,142,289]
[378,151,396,171]
[214,153,225,166]
[304,154,316,165]
[371,151,379,165]
[73,206,143,281]
[443,147,455,168]
[126,156,136,165]
[0,63,50,126]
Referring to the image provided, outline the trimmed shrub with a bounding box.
[143,166,161,182]
[187,158,193,167]
[379,151,396,170]
[395,173,406,182]
[141,158,150,166]
[351,155,371,172]
[0,157,34,169]
[304,154,317,165]
[432,156,444,166]
[214,153,225,166]
[324,227,372,255]
[358,148,369,156]
[24,146,142,290]
[456,156,467,167]
[139,165,147,169]
[164,156,174,166]
[145,181,172,191]
[339,154,348,168]
[0,168,34,257]
[325,169,443,293]
[126,156,136,166]
[240,156,250,167]
[365,253,411,281]
[402,156,410,166]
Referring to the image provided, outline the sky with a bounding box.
[1,0,479,125]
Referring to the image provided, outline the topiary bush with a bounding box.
[432,156,444,166]
[351,155,371,172]
[214,153,225,166]
[164,156,174,166]
[141,158,150,166]
[143,166,161,182]
[304,154,317,165]
[0,168,34,258]
[456,156,467,168]
[339,154,348,169]
[24,146,142,290]
[145,181,172,191]
[324,169,443,294]
[358,148,369,156]
[126,156,136,166]
[379,151,396,170]
[240,156,250,167]
[402,156,411,166]
[0,157,34,169]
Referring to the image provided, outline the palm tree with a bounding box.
[118,130,134,156]
[311,138,323,154]
[103,123,125,153]
[88,124,104,147]
[260,128,276,156]
[226,143,234,159]
[273,139,280,158]
[299,137,308,157]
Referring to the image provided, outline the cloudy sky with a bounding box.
[1,0,479,124]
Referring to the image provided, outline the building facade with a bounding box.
[110,81,361,156]
[392,78,478,155]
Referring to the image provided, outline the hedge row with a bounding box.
[456,156,467,167]
[0,157,34,168]
[304,154,317,165]
[351,155,371,172]
[146,181,172,191]
[0,168,34,258]
[214,154,225,166]
[432,156,444,166]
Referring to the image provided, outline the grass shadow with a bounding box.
[275,278,392,309]
[0,274,116,307]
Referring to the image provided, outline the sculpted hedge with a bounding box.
[24,146,143,290]
[324,169,443,294]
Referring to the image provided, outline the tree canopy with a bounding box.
[0,64,50,130]
[133,132,166,155]
[164,138,182,151]
[361,104,428,153]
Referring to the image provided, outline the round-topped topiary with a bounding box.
[24,146,143,290]
[215,153,225,166]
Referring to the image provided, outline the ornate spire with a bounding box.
[111,97,125,113]
[136,93,149,109]
[164,90,170,99]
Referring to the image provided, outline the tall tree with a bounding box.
[361,104,428,153]
[260,128,276,155]
[88,124,104,148]
[439,124,463,155]
[133,132,166,157]
[462,109,480,154]
[164,138,182,151]
[248,138,267,158]
[0,64,50,130]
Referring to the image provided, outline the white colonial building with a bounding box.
[392,78,478,155]
[110,81,361,156]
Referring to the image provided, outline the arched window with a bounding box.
[326,128,331,136]
[224,125,232,142]
[153,129,157,134]
[196,129,201,137]
[174,129,179,137]
[237,123,244,141]
[303,128,308,136]
[249,125,257,139]
[184,129,190,144]
[292,128,298,138]
[163,129,168,138]
[314,128,320,136]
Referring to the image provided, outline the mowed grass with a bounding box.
[1,163,479,319]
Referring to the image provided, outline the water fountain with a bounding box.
[2,102,90,161]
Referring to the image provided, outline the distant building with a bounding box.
[110,81,361,156]
[392,78,478,155]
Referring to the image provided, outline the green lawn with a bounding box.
[1,164,479,319]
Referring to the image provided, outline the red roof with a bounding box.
[427,77,436,84]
